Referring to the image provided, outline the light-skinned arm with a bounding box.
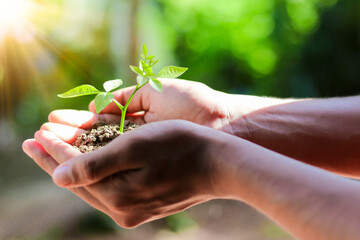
[47,79,360,177]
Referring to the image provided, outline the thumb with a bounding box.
[52,141,142,187]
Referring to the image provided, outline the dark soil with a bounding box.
[73,120,139,153]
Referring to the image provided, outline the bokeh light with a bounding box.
[0,0,36,43]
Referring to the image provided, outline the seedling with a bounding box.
[58,43,188,133]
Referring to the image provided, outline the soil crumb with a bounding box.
[73,120,139,153]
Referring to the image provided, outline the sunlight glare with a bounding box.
[0,0,34,41]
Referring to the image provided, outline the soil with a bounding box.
[73,120,139,153]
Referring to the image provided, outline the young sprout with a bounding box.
[58,43,188,133]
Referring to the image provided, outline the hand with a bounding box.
[42,79,235,141]
[88,79,231,128]
[46,79,297,139]
[23,120,230,228]
[48,79,240,136]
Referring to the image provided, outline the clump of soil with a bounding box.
[73,120,139,153]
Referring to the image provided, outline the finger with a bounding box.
[23,140,111,214]
[89,84,152,114]
[46,116,145,141]
[22,139,59,175]
[34,130,81,163]
[41,122,86,143]
[24,138,113,217]
[52,134,144,187]
[49,110,122,129]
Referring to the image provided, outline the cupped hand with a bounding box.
[43,79,234,140]
[88,79,231,129]
[23,120,231,228]
[45,79,295,143]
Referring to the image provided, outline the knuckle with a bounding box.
[120,216,142,229]
[38,155,56,174]
[78,158,99,183]
[48,140,61,154]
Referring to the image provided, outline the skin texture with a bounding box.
[23,79,360,239]
[24,121,223,227]
[230,96,360,177]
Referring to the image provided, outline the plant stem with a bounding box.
[119,83,142,133]
[113,99,124,111]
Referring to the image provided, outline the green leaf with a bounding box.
[137,75,148,85]
[94,92,114,113]
[149,78,163,92]
[103,79,123,92]
[142,42,148,56]
[140,60,150,68]
[57,85,101,98]
[157,66,188,78]
[146,55,155,60]
[145,72,156,77]
[143,66,154,75]
[130,65,143,76]
[149,59,159,67]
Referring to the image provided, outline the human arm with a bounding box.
[219,129,360,240]
[94,81,360,177]
[228,95,360,177]
[23,120,360,239]
[49,79,360,177]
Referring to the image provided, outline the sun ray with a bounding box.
[0,0,36,44]
[0,40,11,116]
[0,0,96,117]
[34,29,93,82]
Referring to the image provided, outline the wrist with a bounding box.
[224,94,299,138]
[206,132,250,200]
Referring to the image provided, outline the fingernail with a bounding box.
[53,165,72,186]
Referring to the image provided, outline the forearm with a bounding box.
[216,136,360,240]
[226,95,360,177]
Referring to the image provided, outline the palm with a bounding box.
[43,79,230,143]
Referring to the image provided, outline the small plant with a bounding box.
[58,43,188,133]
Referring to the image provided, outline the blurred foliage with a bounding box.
[157,0,359,96]
[261,221,292,239]
[24,228,64,240]
[165,212,197,233]
[278,0,360,97]
[0,0,358,134]
[65,211,118,237]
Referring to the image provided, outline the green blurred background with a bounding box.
[0,0,359,239]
